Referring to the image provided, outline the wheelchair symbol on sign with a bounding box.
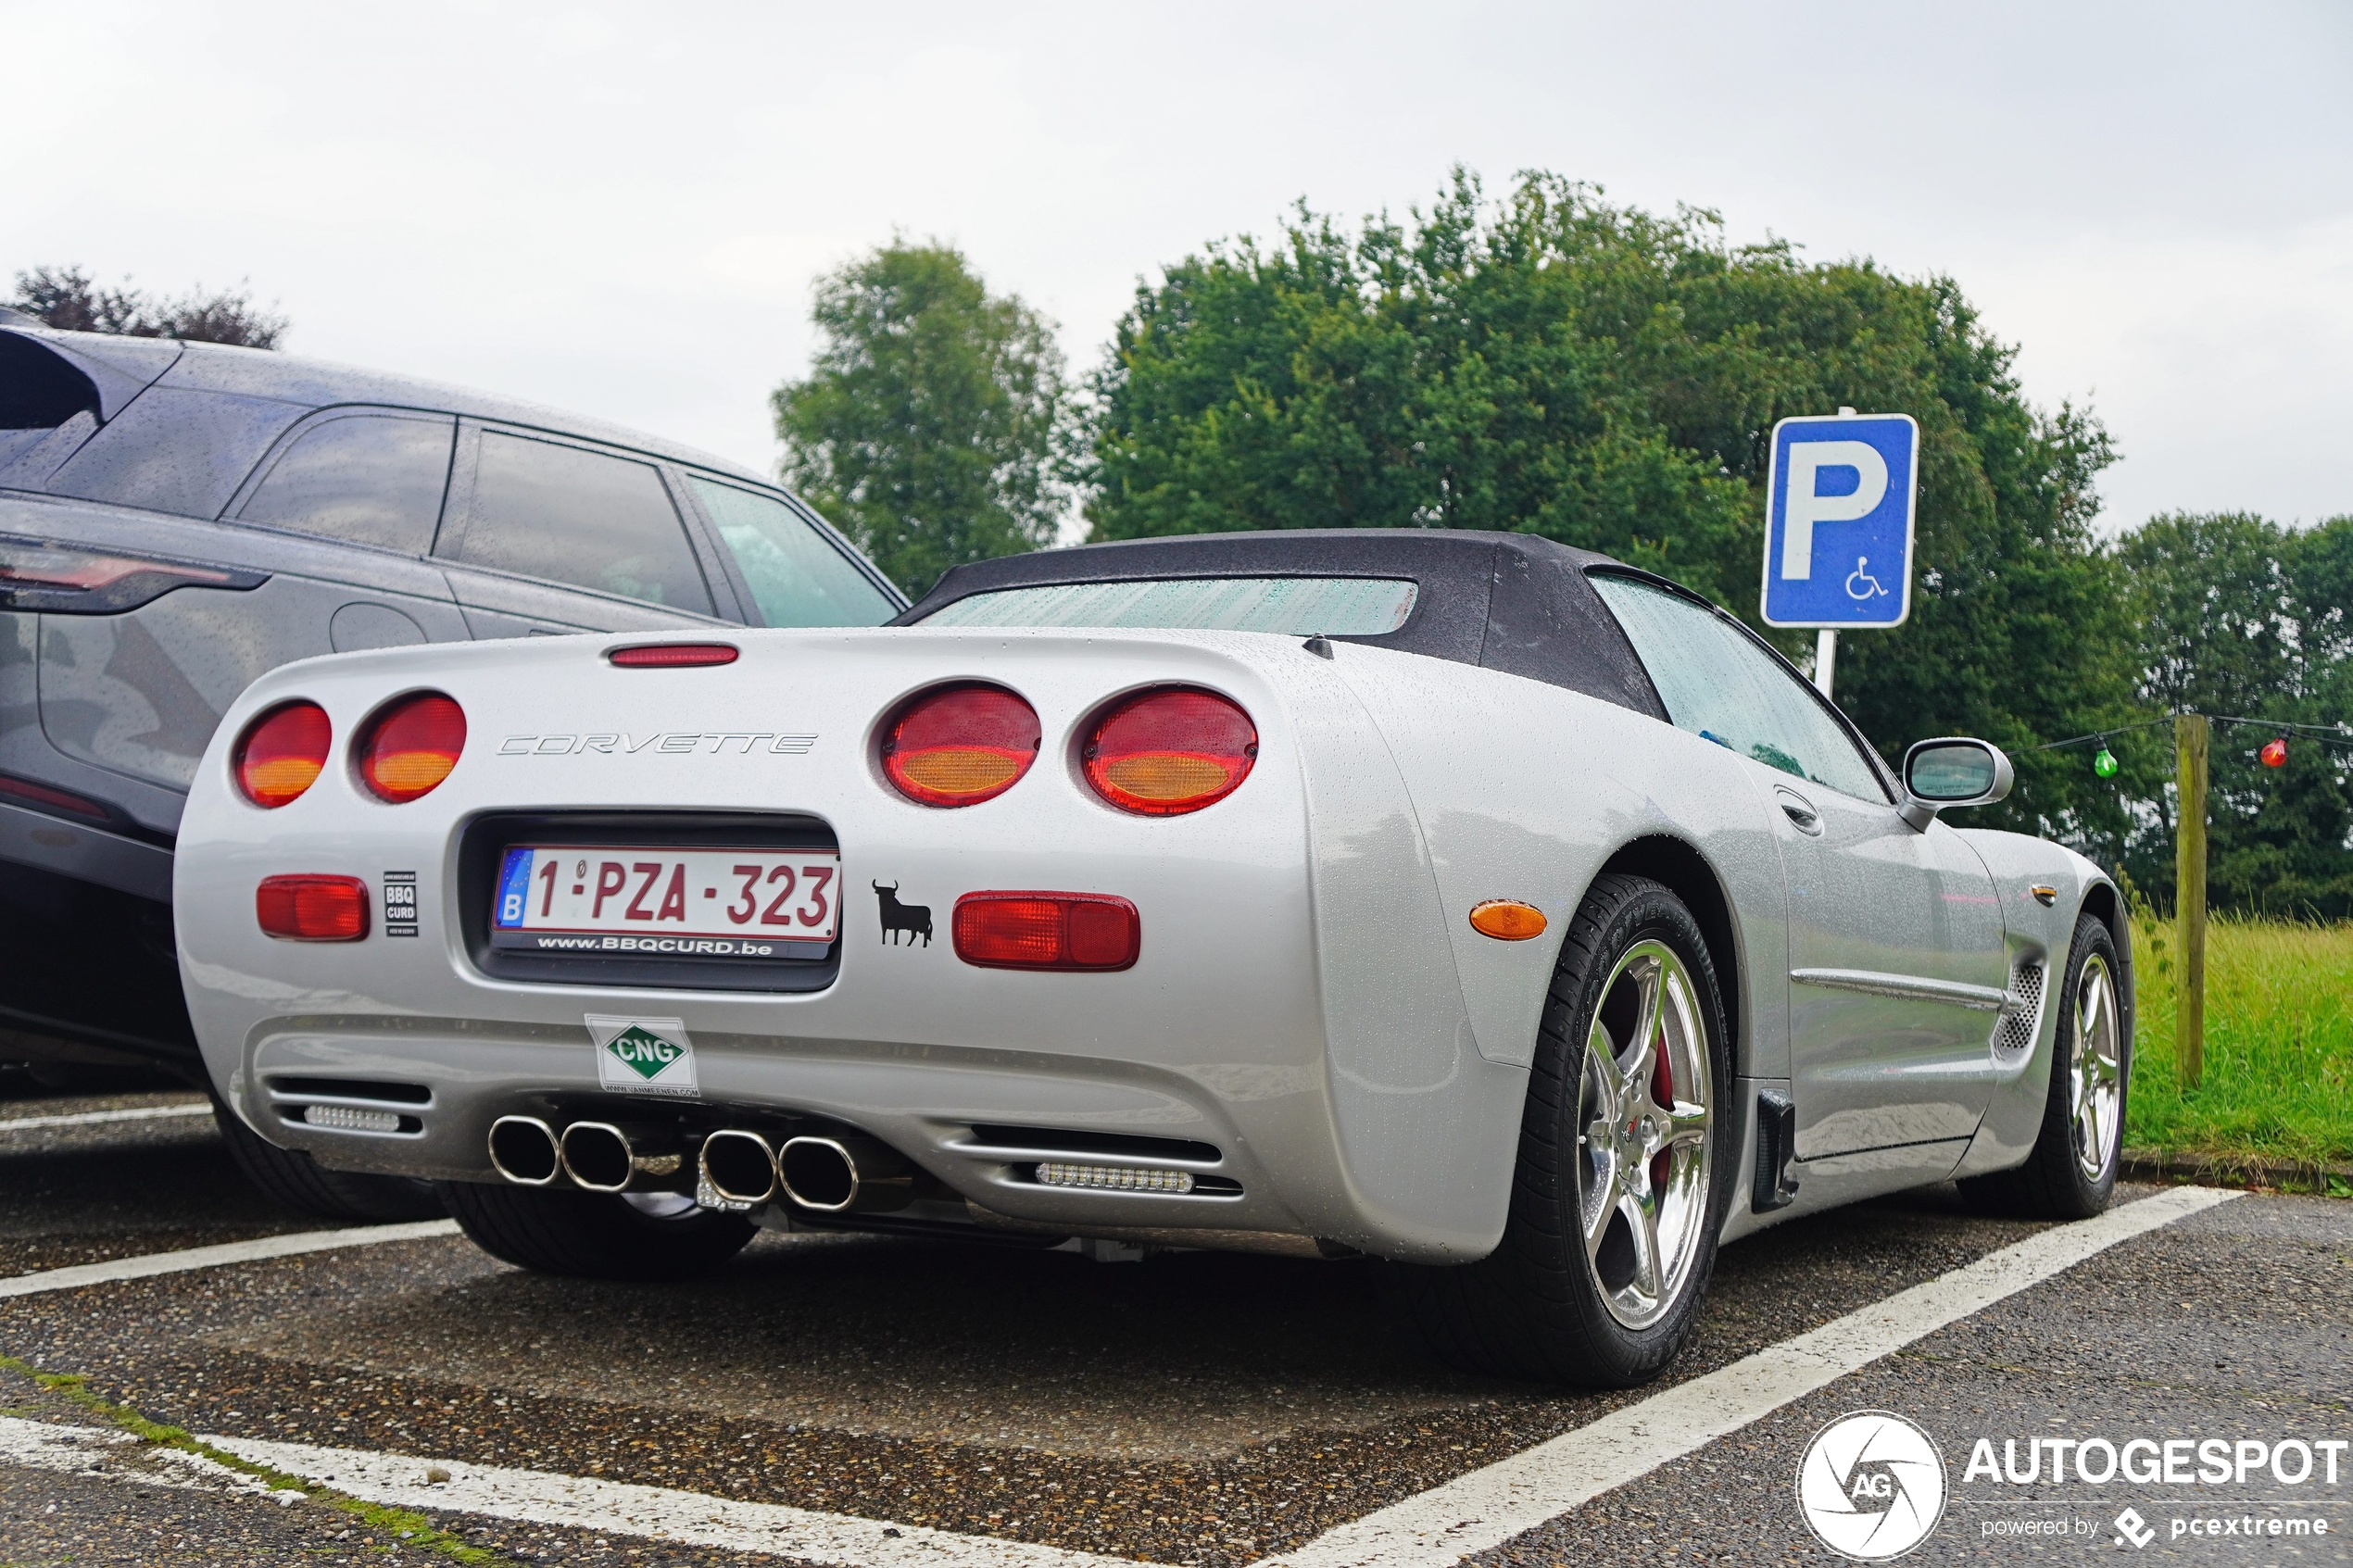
[1844,557,1890,601]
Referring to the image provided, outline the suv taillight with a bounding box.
[358,693,466,803]
[257,875,370,941]
[234,702,332,809]
[1081,688,1256,815]
[881,684,1040,807]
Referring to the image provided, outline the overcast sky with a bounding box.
[7,2,2347,535]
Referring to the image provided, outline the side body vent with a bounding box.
[1994,961,2047,1055]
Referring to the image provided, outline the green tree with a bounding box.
[1084,169,2134,837]
[2110,512,2353,916]
[10,264,286,347]
[774,242,1070,596]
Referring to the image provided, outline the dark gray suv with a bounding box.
[0,314,903,1213]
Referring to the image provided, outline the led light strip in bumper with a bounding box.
[1033,1161,1195,1194]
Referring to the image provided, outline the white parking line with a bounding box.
[0,1101,212,1133]
[1254,1185,2240,1568]
[210,1433,1139,1568]
[0,1221,459,1300]
[0,1412,1132,1568]
[0,1413,291,1501]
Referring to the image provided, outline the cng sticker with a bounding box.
[585,1015,699,1098]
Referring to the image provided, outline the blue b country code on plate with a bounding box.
[492,845,840,959]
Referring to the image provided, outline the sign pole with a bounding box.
[2174,713,2208,1091]
[1814,628,1838,701]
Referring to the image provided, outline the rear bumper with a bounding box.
[0,858,196,1065]
[0,797,174,902]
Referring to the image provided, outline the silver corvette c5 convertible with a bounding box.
[172,529,2131,1386]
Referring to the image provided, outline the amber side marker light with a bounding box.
[882,684,1041,807]
[1469,899,1548,941]
[234,701,333,809]
[1082,688,1256,816]
[953,892,1140,972]
[608,643,738,669]
[257,874,370,941]
[358,693,466,804]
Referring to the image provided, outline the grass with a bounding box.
[2126,910,2353,1177]
[0,1353,513,1564]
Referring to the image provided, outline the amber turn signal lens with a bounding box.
[881,684,1041,807]
[256,874,370,941]
[952,892,1140,972]
[1081,688,1257,816]
[1468,900,1548,941]
[358,693,466,803]
[234,701,332,809]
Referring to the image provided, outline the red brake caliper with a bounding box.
[1650,1030,1674,1192]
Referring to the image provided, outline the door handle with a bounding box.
[1776,787,1823,835]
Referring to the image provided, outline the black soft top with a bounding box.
[899,529,1669,720]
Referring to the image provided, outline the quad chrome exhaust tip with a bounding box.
[488,1116,910,1210]
[487,1115,560,1185]
[777,1134,915,1214]
[555,1121,686,1194]
[697,1128,779,1207]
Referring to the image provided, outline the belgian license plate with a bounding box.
[492,847,840,959]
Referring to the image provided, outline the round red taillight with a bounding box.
[358,693,467,803]
[1082,688,1257,816]
[881,684,1040,807]
[234,701,332,809]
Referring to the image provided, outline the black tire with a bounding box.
[212,1102,447,1223]
[1402,873,1738,1386]
[438,1180,756,1281]
[1958,912,2129,1220]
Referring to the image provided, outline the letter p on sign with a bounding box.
[1780,441,1888,581]
[1761,412,1919,630]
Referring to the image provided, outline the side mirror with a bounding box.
[1899,737,2013,829]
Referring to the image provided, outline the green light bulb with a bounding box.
[2093,746,2119,779]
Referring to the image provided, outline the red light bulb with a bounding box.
[2260,737,2288,768]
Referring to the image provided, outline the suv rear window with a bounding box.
[239,411,453,554]
[686,477,895,626]
[919,577,1419,635]
[447,433,713,612]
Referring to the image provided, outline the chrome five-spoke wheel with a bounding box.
[2070,951,2123,1180]
[1578,938,1714,1331]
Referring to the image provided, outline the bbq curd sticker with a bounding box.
[586,1015,699,1098]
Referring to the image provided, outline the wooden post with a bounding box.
[2175,712,2208,1091]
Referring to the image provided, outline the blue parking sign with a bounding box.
[1759,413,1919,629]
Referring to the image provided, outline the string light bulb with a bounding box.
[2093,745,2119,779]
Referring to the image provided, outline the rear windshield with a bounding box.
[918,576,1419,635]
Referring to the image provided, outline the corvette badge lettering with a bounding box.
[497,733,816,756]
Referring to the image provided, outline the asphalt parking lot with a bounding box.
[0,1090,2344,1566]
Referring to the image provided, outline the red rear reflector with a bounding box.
[234,701,332,809]
[1082,688,1256,816]
[608,643,739,669]
[358,693,466,803]
[952,893,1140,972]
[256,874,370,941]
[882,684,1041,807]
[0,773,110,822]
